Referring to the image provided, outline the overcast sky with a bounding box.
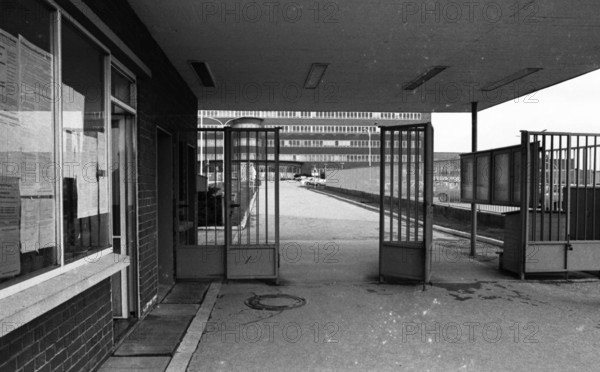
[432,69,600,153]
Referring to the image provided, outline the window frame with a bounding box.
[0,0,136,299]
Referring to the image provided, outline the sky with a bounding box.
[432,69,600,153]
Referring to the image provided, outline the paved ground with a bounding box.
[186,182,600,372]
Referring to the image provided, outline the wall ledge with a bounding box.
[0,254,129,337]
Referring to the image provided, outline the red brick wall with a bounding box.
[0,280,112,372]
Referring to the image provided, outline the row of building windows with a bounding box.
[203,153,421,163]
[267,124,378,134]
[278,140,419,148]
[202,139,419,149]
[200,123,379,133]
[200,110,424,121]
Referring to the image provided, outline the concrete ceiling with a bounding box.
[128,0,600,113]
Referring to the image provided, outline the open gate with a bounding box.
[224,127,280,281]
[179,125,280,282]
[379,123,434,283]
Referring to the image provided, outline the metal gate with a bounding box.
[225,127,280,281]
[379,123,433,283]
[510,131,600,277]
[178,126,279,282]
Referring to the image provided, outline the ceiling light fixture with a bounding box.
[189,60,216,87]
[304,63,329,89]
[482,68,542,91]
[403,66,449,91]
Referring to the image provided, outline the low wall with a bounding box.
[324,185,504,229]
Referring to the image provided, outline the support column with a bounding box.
[470,102,478,257]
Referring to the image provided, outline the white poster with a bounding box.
[38,198,55,249]
[18,35,54,197]
[76,134,99,218]
[0,178,21,277]
[0,29,20,172]
[20,198,39,252]
[0,29,19,128]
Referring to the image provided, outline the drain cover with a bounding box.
[244,294,306,311]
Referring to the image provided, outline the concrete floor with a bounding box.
[187,182,600,371]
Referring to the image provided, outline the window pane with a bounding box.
[61,19,110,262]
[111,68,134,107]
[494,152,510,203]
[0,0,58,286]
[476,155,490,201]
[461,157,474,201]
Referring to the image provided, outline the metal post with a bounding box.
[470,102,478,257]
[199,110,204,175]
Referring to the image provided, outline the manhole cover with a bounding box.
[244,294,306,311]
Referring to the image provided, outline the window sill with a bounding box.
[0,253,129,337]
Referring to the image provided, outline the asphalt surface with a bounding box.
[187,182,600,372]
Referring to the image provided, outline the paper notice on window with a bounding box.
[20,198,40,252]
[19,197,55,253]
[18,35,54,197]
[76,134,100,218]
[0,178,23,277]
[0,29,19,128]
[0,29,20,171]
[0,224,20,278]
[38,198,55,249]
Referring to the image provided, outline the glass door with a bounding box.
[111,108,137,317]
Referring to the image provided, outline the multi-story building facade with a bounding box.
[198,110,432,177]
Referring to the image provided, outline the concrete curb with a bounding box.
[309,188,504,248]
[165,281,222,372]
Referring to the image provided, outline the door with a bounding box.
[111,110,138,318]
[225,127,280,281]
[379,123,433,283]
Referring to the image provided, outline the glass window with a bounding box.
[61,19,110,262]
[0,0,58,286]
[494,152,510,203]
[111,68,135,108]
[461,157,474,200]
[476,155,490,201]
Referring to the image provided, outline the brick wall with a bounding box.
[0,280,112,372]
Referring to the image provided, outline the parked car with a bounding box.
[434,180,460,202]
[301,177,326,187]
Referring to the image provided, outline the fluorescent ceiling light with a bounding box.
[189,61,216,87]
[482,68,542,91]
[304,63,329,89]
[403,66,449,91]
